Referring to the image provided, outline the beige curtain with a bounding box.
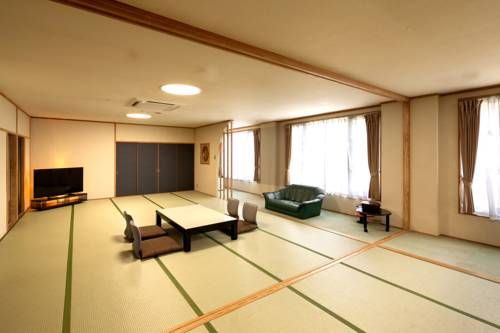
[365,112,381,200]
[285,124,292,185]
[458,98,482,214]
[253,128,261,182]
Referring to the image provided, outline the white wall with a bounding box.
[116,124,194,143]
[410,96,440,234]
[0,95,16,134]
[380,102,404,227]
[31,119,115,199]
[194,122,227,196]
[17,110,30,138]
[30,119,196,200]
[0,94,30,239]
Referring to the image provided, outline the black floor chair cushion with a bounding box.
[238,202,258,234]
[129,220,182,259]
[124,211,167,242]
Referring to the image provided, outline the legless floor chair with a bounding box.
[129,220,182,259]
[226,198,258,234]
[123,211,166,242]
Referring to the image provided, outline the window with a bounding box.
[289,115,370,198]
[472,96,500,219]
[232,130,255,182]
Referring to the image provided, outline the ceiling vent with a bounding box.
[130,99,180,112]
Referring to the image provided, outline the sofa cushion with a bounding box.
[269,199,301,212]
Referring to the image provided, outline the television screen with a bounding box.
[34,167,83,198]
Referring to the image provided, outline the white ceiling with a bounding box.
[0,0,388,128]
[120,0,500,97]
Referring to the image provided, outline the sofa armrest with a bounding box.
[299,198,322,206]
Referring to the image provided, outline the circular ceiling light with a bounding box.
[161,83,201,96]
[126,113,152,119]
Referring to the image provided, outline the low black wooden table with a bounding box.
[355,207,392,232]
[155,205,237,252]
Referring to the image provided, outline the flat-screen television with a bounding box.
[34,167,83,198]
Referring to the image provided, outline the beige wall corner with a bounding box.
[194,122,227,196]
[410,95,440,235]
[381,102,404,227]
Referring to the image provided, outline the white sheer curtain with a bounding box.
[472,96,500,220]
[232,130,255,182]
[289,116,370,198]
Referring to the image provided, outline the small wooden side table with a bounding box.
[355,207,392,232]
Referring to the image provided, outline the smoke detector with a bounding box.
[130,99,180,112]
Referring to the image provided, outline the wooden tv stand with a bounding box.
[31,193,87,210]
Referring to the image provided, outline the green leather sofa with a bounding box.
[263,184,325,219]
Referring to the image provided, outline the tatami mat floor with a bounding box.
[0,191,498,332]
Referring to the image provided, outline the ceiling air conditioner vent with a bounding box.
[130,99,180,112]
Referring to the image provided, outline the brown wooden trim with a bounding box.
[0,127,16,135]
[0,92,31,117]
[50,0,407,102]
[278,104,381,126]
[195,120,231,130]
[439,83,500,98]
[114,123,117,198]
[31,116,194,129]
[231,121,277,132]
[458,92,500,102]
[167,230,405,332]
[378,244,499,284]
[402,102,411,230]
[116,140,194,145]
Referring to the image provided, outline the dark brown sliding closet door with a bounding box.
[177,144,194,191]
[138,143,158,194]
[116,143,138,196]
[159,144,177,193]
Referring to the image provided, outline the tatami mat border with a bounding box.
[109,198,216,333]
[62,205,75,333]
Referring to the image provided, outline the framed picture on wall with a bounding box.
[200,143,210,164]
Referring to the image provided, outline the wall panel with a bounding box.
[0,95,16,133]
[0,131,7,238]
[115,124,194,143]
[31,119,115,199]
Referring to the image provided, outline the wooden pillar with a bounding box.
[402,102,411,230]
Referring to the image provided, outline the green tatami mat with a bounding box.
[383,232,500,279]
[111,195,161,227]
[293,263,498,332]
[72,199,207,333]
[158,235,277,312]
[0,206,71,333]
[345,247,500,326]
[257,211,366,259]
[145,192,193,208]
[207,230,330,280]
[210,288,356,333]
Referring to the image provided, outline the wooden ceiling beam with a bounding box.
[51,0,408,102]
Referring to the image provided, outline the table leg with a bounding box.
[385,215,390,232]
[230,221,238,240]
[183,232,191,252]
[363,215,368,232]
[156,212,161,227]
